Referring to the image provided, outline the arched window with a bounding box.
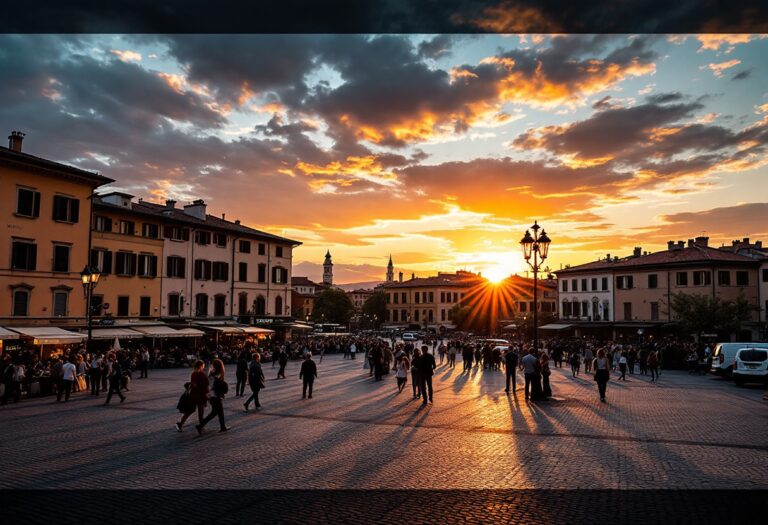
[214,294,226,317]
[238,292,248,316]
[254,295,266,315]
[275,295,283,316]
[195,293,208,317]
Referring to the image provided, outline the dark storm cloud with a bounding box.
[658,203,768,236]
[731,69,752,81]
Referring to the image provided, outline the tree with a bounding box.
[668,292,755,339]
[362,290,387,327]
[312,288,355,325]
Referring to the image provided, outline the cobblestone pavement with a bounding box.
[1,354,766,490]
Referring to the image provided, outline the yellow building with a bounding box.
[0,132,112,326]
[90,192,164,318]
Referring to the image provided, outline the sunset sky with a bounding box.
[2,34,767,283]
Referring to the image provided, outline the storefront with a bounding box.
[193,321,275,348]
[0,327,23,356]
[9,326,86,360]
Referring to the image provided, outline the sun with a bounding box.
[483,265,510,284]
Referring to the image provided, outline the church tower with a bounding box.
[386,254,394,282]
[323,250,333,286]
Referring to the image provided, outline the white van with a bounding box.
[401,332,418,342]
[732,347,768,386]
[711,342,768,377]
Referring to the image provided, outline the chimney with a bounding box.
[8,131,25,152]
[221,213,225,220]
[411,273,415,280]
[743,237,750,244]
[694,236,709,247]
[234,220,240,225]
[633,247,641,257]
[756,241,763,249]
[667,241,675,250]
[687,238,695,248]
[398,272,403,283]
[677,241,685,249]
[183,199,207,220]
[165,199,176,209]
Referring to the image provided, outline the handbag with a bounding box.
[76,375,87,391]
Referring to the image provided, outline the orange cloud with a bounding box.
[696,34,762,53]
[110,49,142,62]
[704,59,741,77]
[468,2,560,32]
[296,155,402,190]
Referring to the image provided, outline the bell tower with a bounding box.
[323,250,333,286]
[386,254,394,282]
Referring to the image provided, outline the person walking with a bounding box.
[140,348,150,379]
[177,360,208,432]
[175,381,196,432]
[89,354,102,396]
[647,350,659,382]
[244,353,265,411]
[504,348,519,393]
[57,356,77,402]
[593,348,611,402]
[583,348,594,374]
[235,351,248,397]
[1,358,16,405]
[415,345,436,405]
[462,344,473,372]
[350,342,357,360]
[51,357,63,401]
[410,355,421,399]
[395,355,409,393]
[570,350,581,377]
[372,346,384,381]
[299,352,318,399]
[447,344,457,368]
[618,352,628,381]
[197,359,229,434]
[276,349,288,379]
[541,352,552,399]
[104,354,126,405]
[522,348,540,401]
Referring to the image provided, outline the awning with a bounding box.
[502,324,518,330]
[240,326,275,334]
[202,325,244,334]
[287,324,312,331]
[87,328,145,340]
[173,328,206,337]
[0,327,21,340]
[612,323,656,329]
[132,325,202,338]
[10,326,86,345]
[538,323,573,330]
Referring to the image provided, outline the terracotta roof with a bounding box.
[557,245,756,275]
[291,276,320,287]
[382,273,484,289]
[93,197,301,245]
[1,145,114,186]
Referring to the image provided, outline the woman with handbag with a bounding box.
[196,359,229,434]
[540,352,552,399]
[395,356,410,393]
[182,361,209,432]
[175,381,196,432]
[593,348,611,403]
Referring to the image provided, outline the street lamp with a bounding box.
[80,265,101,357]
[520,221,551,354]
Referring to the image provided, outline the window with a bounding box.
[213,261,229,281]
[650,302,659,321]
[572,302,580,317]
[195,231,211,245]
[272,267,288,284]
[258,243,266,255]
[414,310,420,322]
[440,292,445,302]
[392,309,399,322]
[623,302,632,321]
[238,293,248,316]
[168,293,182,316]
[214,233,227,247]
[115,252,137,276]
[254,296,266,315]
[275,295,283,316]
[53,290,68,317]
[238,262,248,282]
[94,215,112,232]
[16,188,41,218]
[166,256,185,278]
[571,279,577,291]
[142,223,159,238]
[736,271,749,286]
[454,292,459,302]
[393,293,399,304]
[441,309,446,321]
[52,195,79,223]
[718,271,731,286]
[11,240,37,270]
[402,292,407,304]
[239,240,251,253]
[195,294,208,317]
[52,244,71,273]
[562,301,571,317]
[214,295,226,316]
[194,259,212,281]
[258,264,266,283]
[601,277,608,291]
[119,220,135,235]
[762,269,768,283]
[165,226,190,241]
[562,280,568,292]
[693,270,711,286]
[428,310,433,322]
[117,296,129,317]
[138,254,158,277]
[415,293,420,304]
[591,278,597,291]
[519,301,527,313]
[276,246,284,258]
[616,275,634,289]
[91,294,104,315]
[140,297,151,317]
[648,274,658,289]
[12,289,30,316]
[447,308,453,320]
[428,292,434,303]
[581,278,587,291]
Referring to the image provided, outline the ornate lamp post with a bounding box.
[80,265,101,356]
[519,221,551,353]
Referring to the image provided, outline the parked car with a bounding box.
[711,342,768,377]
[401,332,417,341]
[732,347,768,386]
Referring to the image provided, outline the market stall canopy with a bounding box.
[0,327,21,340]
[502,324,518,330]
[10,326,86,344]
[288,323,312,331]
[240,326,275,334]
[538,323,573,330]
[132,325,203,338]
[86,328,145,340]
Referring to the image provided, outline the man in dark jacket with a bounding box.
[244,353,265,411]
[277,350,288,379]
[104,357,125,405]
[461,344,473,372]
[371,346,384,381]
[299,352,318,399]
[415,345,436,405]
[504,348,519,393]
